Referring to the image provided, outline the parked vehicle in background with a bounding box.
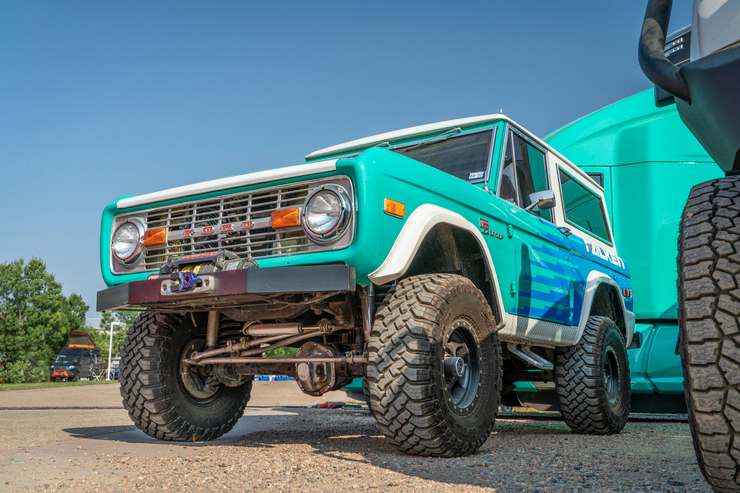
[50,331,101,381]
[108,357,121,380]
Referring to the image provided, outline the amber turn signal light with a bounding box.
[143,227,167,247]
[271,207,301,229]
[383,198,406,218]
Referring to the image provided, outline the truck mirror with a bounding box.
[526,190,556,211]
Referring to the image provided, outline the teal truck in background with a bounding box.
[546,88,721,412]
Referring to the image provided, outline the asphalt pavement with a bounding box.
[0,382,710,492]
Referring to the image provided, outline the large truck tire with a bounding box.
[679,177,740,492]
[555,315,630,434]
[120,311,252,442]
[366,274,502,457]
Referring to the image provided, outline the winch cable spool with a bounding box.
[157,249,255,283]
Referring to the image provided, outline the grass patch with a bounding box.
[264,347,299,358]
[0,380,117,391]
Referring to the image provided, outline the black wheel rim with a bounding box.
[604,346,620,407]
[179,340,220,401]
[443,319,481,413]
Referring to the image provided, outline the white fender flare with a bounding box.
[368,204,506,318]
[576,270,635,346]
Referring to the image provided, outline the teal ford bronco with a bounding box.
[98,115,634,456]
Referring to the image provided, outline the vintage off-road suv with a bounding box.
[98,115,635,456]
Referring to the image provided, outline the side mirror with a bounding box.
[525,190,556,212]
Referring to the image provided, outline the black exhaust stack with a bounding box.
[638,0,690,102]
[639,0,740,173]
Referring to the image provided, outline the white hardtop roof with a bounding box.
[305,112,601,191]
[305,114,506,160]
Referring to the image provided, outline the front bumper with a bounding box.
[96,264,356,311]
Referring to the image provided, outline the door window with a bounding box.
[498,131,552,221]
[499,134,518,204]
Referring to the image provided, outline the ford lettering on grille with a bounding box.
[142,182,311,270]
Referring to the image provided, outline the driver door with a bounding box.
[497,127,580,327]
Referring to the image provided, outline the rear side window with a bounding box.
[394,130,492,183]
[587,172,604,187]
[559,169,611,243]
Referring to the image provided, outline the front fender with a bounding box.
[368,203,506,319]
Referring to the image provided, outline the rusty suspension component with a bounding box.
[192,333,290,361]
[242,322,306,336]
[189,319,347,362]
[206,310,219,348]
[239,331,326,357]
[359,284,375,347]
[187,354,367,366]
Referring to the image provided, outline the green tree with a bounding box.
[90,311,139,365]
[0,258,88,383]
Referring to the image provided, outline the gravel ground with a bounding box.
[0,382,710,492]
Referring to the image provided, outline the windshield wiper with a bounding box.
[395,127,463,152]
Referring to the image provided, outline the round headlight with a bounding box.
[303,185,350,243]
[112,220,143,263]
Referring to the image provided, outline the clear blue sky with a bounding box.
[0,1,692,320]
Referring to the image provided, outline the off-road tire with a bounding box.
[120,311,252,441]
[366,274,502,457]
[555,315,630,434]
[679,177,740,492]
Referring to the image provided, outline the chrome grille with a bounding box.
[143,182,312,270]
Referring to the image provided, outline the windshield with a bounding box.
[54,347,83,366]
[393,130,493,183]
